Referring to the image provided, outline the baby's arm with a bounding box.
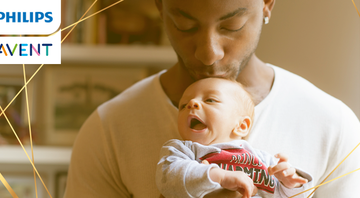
[156,139,222,198]
[156,140,257,198]
[201,160,257,198]
[208,167,257,198]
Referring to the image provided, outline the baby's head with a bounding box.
[178,78,254,145]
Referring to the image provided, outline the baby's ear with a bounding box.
[232,116,251,138]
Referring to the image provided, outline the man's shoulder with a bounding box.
[273,66,330,96]
[271,65,353,119]
[113,72,163,102]
[273,65,341,105]
[97,71,167,117]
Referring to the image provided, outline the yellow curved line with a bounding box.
[62,0,98,43]
[352,0,360,17]
[23,64,38,198]
[290,167,360,198]
[61,0,124,32]
[0,106,52,198]
[0,173,18,198]
[0,0,123,117]
[0,64,43,118]
[307,142,360,197]
[305,4,360,196]
[0,1,121,197]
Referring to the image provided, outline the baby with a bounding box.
[156,78,313,198]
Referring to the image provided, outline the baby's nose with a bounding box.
[187,100,200,110]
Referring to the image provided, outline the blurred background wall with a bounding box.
[256,0,360,117]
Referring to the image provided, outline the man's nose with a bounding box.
[194,31,224,66]
[187,100,201,110]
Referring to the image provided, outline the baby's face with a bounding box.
[178,78,245,145]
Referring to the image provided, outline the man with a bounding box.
[64,0,360,197]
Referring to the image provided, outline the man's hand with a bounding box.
[268,153,308,189]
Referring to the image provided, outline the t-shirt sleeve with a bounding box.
[313,103,360,197]
[64,110,130,198]
[156,139,221,198]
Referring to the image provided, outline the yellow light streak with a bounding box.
[306,5,360,196]
[307,142,360,197]
[62,0,98,42]
[61,0,124,32]
[0,64,43,118]
[23,64,38,198]
[0,106,52,198]
[0,0,110,197]
[0,173,19,198]
[352,0,360,17]
[290,168,360,198]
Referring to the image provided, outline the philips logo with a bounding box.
[0,12,53,23]
[0,0,61,35]
[0,0,61,64]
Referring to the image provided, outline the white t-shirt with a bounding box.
[64,65,360,198]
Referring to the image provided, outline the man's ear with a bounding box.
[263,0,275,20]
[232,116,252,139]
[155,0,163,19]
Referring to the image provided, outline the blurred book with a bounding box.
[97,13,107,45]
[102,0,162,45]
[61,0,164,45]
[61,0,78,43]
[83,0,99,45]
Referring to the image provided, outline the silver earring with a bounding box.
[264,17,269,25]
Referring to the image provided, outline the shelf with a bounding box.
[0,145,71,165]
[0,146,72,197]
[61,44,177,66]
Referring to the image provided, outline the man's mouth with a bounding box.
[186,66,229,80]
[195,73,228,80]
[189,116,207,131]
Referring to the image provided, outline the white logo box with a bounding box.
[0,31,61,64]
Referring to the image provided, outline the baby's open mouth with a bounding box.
[190,118,207,130]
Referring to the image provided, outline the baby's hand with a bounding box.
[209,168,257,198]
[268,153,308,189]
[201,160,210,165]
